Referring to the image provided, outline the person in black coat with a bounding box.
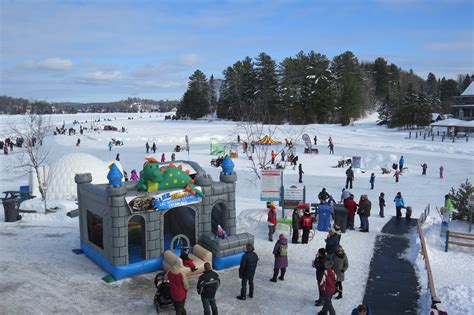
[345,166,354,189]
[298,163,304,183]
[313,248,328,306]
[291,207,301,244]
[318,188,330,204]
[325,228,340,257]
[237,243,259,300]
[197,262,220,315]
[379,192,386,218]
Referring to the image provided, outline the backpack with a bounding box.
[279,244,288,256]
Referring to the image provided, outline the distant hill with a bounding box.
[0,96,179,115]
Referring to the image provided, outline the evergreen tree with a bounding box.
[255,52,281,123]
[439,78,459,113]
[373,57,389,100]
[426,72,438,97]
[178,70,210,119]
[331,51,364,125]
[449,179,474,221]
[208,74,218,114]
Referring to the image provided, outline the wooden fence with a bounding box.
[417,204,447,313]
[445,230,474,252]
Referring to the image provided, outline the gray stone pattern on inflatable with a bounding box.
[75,160,253,267]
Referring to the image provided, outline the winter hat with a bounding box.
[318,248,326,256]
[279,233,286,240]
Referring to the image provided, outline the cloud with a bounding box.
[19,57,73,71]
[177,54,199,66]
[138,80,185,88]
[424,41,474,52]
[79,70,124,83]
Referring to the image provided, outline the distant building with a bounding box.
[452,77,474,121]
[431,113,442,123]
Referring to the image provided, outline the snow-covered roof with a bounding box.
[431,113,441,121]
[430,118,474,128]
[461,81,474,96]
[47,153,108,201]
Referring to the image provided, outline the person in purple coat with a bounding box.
[270,233,289,282]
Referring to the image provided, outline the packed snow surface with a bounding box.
[0,112,473,314]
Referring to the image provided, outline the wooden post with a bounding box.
[416,132,418,139]
[442,135,445,142]
[445,230,449,252]
[437,130,439,136]
[424,133,426,140]
[409,131,411,139]
[432,134,434,141]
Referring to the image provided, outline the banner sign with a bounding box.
[260,170,282,201]
[302,134,312,149]
[126,187,202,213]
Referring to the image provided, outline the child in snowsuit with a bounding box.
[369,173,375,189]
[439,166,444,179]
[161,153,166,163]
[394,192,405,219]
[215,225,228,239]
[180,247,197,272]
[394,170,401,182]
[130,170,139,181]
[267,203,277,242]
[379,192,385,218]
[421,163,427,175]
[318,260,337,315]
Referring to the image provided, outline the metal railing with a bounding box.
[417,204,447,314]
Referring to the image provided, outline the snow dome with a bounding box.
[47,153,109,201]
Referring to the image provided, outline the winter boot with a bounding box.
[236,296,246,300]
[335,292,342,299]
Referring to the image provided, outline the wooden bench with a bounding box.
[445,230,474,252]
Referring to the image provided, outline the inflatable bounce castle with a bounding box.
[75,158,253,280]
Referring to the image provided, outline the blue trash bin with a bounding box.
[19,186,30,193]
[318,205,332,231]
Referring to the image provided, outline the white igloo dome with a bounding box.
[47,153,109,201]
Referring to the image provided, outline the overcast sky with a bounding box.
[1,0,473,102]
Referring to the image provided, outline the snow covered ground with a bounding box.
[0,112,473,314]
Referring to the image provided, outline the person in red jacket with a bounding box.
[344,194,358,230]
[318,260,337,315]
[267,203,277,242]
[300,209,313,244]
[167,263,190,315]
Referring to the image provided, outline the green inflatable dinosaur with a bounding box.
[136,158,203,196]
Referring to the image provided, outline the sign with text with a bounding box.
[126,187,202,213]
[283,184,305,209]
[260,170,282,201]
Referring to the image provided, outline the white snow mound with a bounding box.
[47,153,108,201]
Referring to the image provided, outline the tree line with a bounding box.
[177,51,472,127]
[0,96,178,115]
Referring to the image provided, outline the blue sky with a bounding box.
[1,0,473,102]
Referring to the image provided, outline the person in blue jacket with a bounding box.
[351,304,373,315]
[399,155,405,171]
[394,192,405,219]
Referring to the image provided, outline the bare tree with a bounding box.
[10,113,52,200]
[235,108,306,180]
